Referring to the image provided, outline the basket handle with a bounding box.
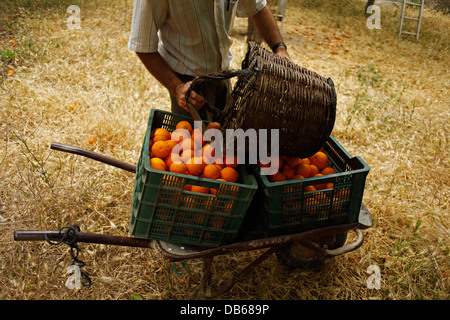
[186,102,208,133]
[185,68,259,128]
[185,80,222,124]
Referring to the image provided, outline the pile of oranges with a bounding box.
[149,120,241,195]
[258,149,337,191]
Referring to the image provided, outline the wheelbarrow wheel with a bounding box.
[276,232,348,269]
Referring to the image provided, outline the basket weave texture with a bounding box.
[220,42,337,158]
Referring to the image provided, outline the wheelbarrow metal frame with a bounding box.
[13,143,372,297]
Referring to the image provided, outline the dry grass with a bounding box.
[1,0,448,300]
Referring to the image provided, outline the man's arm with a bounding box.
[136,52,205,112]
[250,5,291,61]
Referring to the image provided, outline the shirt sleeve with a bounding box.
[236,0,267,18]
[128,0,167,53]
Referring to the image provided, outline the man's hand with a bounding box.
[175,81,205,112]
[274,46,292,62]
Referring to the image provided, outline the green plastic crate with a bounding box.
[250,135,370,237]
[130,109,258,247]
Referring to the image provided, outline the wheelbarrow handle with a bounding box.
[14,230,153,249]
[51,143,136,173]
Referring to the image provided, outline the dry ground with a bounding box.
[0,0,448,300]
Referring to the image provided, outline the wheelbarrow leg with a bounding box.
[206,244,284,298]
[201,257,214,293]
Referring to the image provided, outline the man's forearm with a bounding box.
[136,52,182,97]
[250,5,289,58]
[135,52,204,110]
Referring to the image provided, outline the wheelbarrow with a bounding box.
[13,142,372,298]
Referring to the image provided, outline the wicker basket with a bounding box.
[190,42,337,159]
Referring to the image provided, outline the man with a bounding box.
[128,0,290,119]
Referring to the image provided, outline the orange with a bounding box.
[153,128,171,141]
[186,157,205,176]
[202,164,221,180]
[153,134,169,142]
[206,122,221,130]
[184,184,192,191]
[151,140,172,159]
[277,156,285,170]
[213,157,225,168]
[180,149,194,163]
[191,185,210,194]
[282,165,296,180]
[309,164,319,177]
[166,140,179,151]
[304,185,317,192]
[192,128,206,146]
[223,154,240,168]
[292,174,305,180]
[220,167,239,183]
[179,138,198,152]
[302,158,310,165]
[309,151,329,170]
[284,157,303,169]
[171,129,191,142]
[175,120,193,134]
[296,163,312,178]
[257,155,284,173]
[164,152,180,168]
[321,167,336,175]
[169,160,187,174]
[150,157,167,171]
[210,178,226,195]
[269,171,287,183]
[313,173,327,190]
[202,143,216,159]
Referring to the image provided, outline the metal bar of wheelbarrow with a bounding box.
[13,221,364,253]
[13,202,371,256]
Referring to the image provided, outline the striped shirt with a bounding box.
[128,0,267,76]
